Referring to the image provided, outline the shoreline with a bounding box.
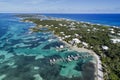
[56,35,103,80]
[43,14,120,28]
[18,14,120,80]
[22,14,106,80]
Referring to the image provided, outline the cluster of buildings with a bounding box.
[111,39,120,44]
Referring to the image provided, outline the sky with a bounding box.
[0,0,120,13]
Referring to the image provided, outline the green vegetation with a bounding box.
[19,15,120,80]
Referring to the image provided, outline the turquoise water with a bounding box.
[0,14,96,80]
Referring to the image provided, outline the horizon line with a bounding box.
[0,12,120,14]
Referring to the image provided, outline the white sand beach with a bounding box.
[57,36,104,80]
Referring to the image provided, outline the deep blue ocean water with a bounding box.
[0,14,34,37]
[44,14,120,27]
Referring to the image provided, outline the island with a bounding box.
[17,14,120,80]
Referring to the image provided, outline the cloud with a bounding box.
[0,0,120,13]
[23,0,45,5]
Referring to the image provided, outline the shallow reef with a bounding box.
[0,14,96,80]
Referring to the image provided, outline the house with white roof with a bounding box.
[72,38,81,44]
[111,39,120,43]
[82,42,88,47]
[102,46,109,50]
[110,31,115,34]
